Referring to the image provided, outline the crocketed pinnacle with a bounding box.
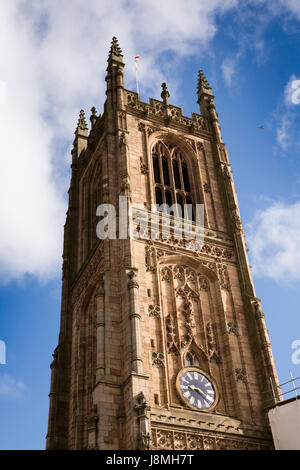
[197,69,211,93]
[108,36,123,60]
[76,109,88,132]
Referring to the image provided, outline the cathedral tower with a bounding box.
[46,37,279,450]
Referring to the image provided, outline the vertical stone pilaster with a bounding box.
[127,270,143,374]
[96,279,105,381]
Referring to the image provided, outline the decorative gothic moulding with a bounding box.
[137,122,146,132]
[134,392,151,416]
[251,298,265,319]
[151,427,271,451]
[137,121,208,162]
[235,367,248,385]
[140,157,149,175]
[127,270,139,289]
[203,182,211,193]
[221,162,232,179]
[227,322,239,336]
[162,264,222,362]
[119,130,127,147]
[148,304,161,319]
[147,250,232,293]
[71,245,104,305]
[144,240,233,274]
[231,209,242,232]
[151,351,165,367]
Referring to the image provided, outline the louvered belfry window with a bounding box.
[152,141,194,220]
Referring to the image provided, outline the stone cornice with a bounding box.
[150,408,271,441]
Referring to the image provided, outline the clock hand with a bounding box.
[188,385,212,401]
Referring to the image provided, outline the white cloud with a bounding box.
[284,74,300,106]
[278,0,300,20]
[0,0,241,282]
[275,75,300,150]
[2,0,300,283]
[0,374,26,400]
[0,0,242,283]
[247,201,300,282]
[221,58,236,86]
[276,112,292,150]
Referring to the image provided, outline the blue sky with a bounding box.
[0,0,300,449]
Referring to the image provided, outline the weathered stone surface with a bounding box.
[46,38,279,451]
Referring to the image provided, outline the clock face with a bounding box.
[176,367,217,411]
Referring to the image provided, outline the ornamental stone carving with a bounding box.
[198,274,209,292]
[174,432,187,450]
[145,245,157,273]
[147,126,161,136]
[134,392,150,417]
[206,322,221,363]
[203,182,211,193]
[140,157,149,175]
[151,352,165,367]
[119,131,127,146]
[197,142,205,152]
[151,427,271,450]
[221,162,231,179]
[161,266,171,282]
[137,432,152,450]
[232,209,242,232]
[217,263,231,290]
[128,270,139,289]
[235,368,248,384]
[166,315,178,354]
[86,404,98,431]
[138,122,146,132]
[227,322,239,336]
[148,304,161,319]
[134,392,152,450]
[252,299,265,319]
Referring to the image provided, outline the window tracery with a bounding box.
[185,351,200,367]
[152,141,195,220]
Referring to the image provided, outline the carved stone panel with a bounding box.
[151,427,271,450]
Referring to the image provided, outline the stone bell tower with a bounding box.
[46,37,280,450]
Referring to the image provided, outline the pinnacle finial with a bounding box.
[197,69,211,93]
[90,107,98,128]
[76,109,88,132]
[108,36,123,60]
[161,82,170,105]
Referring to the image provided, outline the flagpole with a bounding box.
[135,56,140,96]
[135,66,140,95]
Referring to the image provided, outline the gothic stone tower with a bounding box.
[46,37,280,450]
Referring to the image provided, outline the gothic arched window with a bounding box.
[185,351,200,367]
[152,141,194,220]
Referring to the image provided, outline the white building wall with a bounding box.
[268,398,300,450]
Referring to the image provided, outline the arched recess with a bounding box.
[88,158,102,251]
[146,131,205,218]
[78,155,102,266]
[71,283,98,449]
[157,254,228,411]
